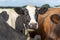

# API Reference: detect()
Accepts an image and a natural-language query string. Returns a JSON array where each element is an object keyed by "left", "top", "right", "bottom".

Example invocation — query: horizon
[{"left": 0, "top": 0, "right": 60, "bottom": 7}]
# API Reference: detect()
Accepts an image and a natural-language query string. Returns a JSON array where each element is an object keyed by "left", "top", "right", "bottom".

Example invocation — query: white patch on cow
[
  {"left": 26, "top": 5, "right": 36, "bottom": 24},
  {"left": 0, "top": 8, "right": 19, "bottom": 29},
  {"left": 26, "top": 5, "right": 38, "bottom": 29}
]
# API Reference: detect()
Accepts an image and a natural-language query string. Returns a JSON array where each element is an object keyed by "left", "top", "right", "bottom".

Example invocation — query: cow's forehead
[
  {"left": 25, "top": 5, "right": 38, "bottom": 24},
  {"left": 25, "top": 5, "right": 36, "bottom": 16},
  {"left": 25, "top": 5, "right": 36, "bottom": 12}
]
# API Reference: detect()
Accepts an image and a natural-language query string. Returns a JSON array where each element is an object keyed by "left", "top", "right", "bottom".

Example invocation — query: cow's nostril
[
  {"left": 28, "top": 23, "right": 38, "bottom": 29},
  {"left": 34, "top": 23, "right": 37, "bottom": 25},
  {"left": 30, "top": 23, "right": 37, "bottom": 25}
]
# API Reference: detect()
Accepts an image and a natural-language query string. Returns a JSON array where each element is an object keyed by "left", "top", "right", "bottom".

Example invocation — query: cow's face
[
  {"left": 14, "top": 5, "right": 48, "bottom": 29},
  {"left": 25, "top": 5, "right": 38, "bottom": 29},
  {"left": 14, "top": 5, "right": 38, "bottom": 29}
]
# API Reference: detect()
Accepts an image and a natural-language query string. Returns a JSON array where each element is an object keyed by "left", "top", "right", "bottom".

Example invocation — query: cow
[
  {"left": 43, "top": 14, "right": 60, "bottom": 40},
  {"left": 0, "top": 12, "right": 27, "bottom": 40},
  {"left": 38, "top": 8, "right": 60, "bottom": 40},
  {"left": 28, "top": 8, "right": 60, "bottom": 40},
  {"left": 14, "top": 5, "right": 47, "bottom": 40}
]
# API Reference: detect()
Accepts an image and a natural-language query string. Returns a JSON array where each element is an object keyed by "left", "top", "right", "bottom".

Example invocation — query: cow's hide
[
  {"left": 28, "top": 8, "right": 60, "bottom": 40},
  {"left": 38, "top": 8, "right": 60, "bottom": 40},
  {"left": 0, "top": 14, "right": 27, "bottom": 40}
]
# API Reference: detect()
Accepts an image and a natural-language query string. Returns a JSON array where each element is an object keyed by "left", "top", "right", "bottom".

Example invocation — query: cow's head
[{"left": 14, "top": 5, "right": 48, "bottom": 29}]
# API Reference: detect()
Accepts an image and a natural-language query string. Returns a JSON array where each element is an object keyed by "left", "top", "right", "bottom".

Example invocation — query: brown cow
[
  {"left": 44, "top": 14, "right": 60, "bottom": 40},
  {"left": 29, "top": 8, "right": 60, "bottom": 40},
  {"left": 29, "top": 7, "right": 48, "bottom": 40},
  {"left": 38, "top": 8, "right": 60, "bottom": 40}
]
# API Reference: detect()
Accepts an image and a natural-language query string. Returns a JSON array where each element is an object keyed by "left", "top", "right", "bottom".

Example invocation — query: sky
[{"left": 0, "top": 0, "right": 60, "bottom": 7}]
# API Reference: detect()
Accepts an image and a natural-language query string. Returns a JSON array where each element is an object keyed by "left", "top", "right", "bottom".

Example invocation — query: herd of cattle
[{"left": 0, "top": 5, "right": 60, "bottom": 40}]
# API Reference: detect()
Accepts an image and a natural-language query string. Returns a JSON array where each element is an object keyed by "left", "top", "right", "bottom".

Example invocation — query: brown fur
[
  {"left": 38, "top": 8, "right": 60, "bottom": 40},
  {"left": 30, "top": 8, "right": 60, "bottom": 40}
]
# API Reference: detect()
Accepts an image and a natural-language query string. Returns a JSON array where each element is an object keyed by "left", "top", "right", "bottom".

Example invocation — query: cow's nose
[
  {"left": 29, "top": 23, "right": 38, "bottom": 29},
  {"left": 30, "top": 23, "right": 37, "bottom": 25}
]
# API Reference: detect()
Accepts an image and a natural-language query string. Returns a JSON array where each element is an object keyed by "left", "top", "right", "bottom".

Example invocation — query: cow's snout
[
  {"left": 30, "top": 23, "right": 37, "bottom": 27},
  {"left": 28, "top": 23, "right": 38, "bottom": 29}
]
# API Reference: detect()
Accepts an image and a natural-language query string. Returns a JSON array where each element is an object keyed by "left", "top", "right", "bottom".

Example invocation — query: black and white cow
[
  {"left": 14, "top": 5, "right": 48, "bottom": 40},
  {"left": 14, "top": 5, "right": 39, "bottom": 30}
]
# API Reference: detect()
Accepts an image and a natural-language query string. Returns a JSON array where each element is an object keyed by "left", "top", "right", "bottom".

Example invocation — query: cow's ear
[
  {"left": 37, "top": 7, "right": 48, "bottom": 14},
  {"left": 14, "top": 7, "right": 25, "bottom": 15},
  {"left": 0, "top": 11, "right": 9, "bottom": 21}
]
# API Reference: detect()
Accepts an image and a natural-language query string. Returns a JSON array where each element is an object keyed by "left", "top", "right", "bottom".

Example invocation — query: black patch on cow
[
  {"left": 15, "top": 16, "right": 25, "bottom": 34},
  {"left": 14, "top": 7, "right": 30, "bottom": 24},
  {"left": 38, "top": 7, "right": 48, "bottom": 14},
  {"left": 0, "top": 11, "right": 9, "bottom": 21},
  {"left": 15, "top": 14, "right": 30, "bottom": 33},
  {"left": 0, "top": 15, "right": 27, "bottom": 40},
  {"left": 50, "top": 14, "right": 60, "bottom": 24},
  {"left": 14, "top": 7, "right": 25, "bottom": 15},
  {"left": 15, "top": 8, "right": 31, "bottom": 34},
  {"left": 35, "top": 7, "right": 48, "bottom": 22},
  {"left": 54, "top": 24, "right": 60, "bottom": 37},
  {"left": 35, "top": 8, "right": 38, "bottom": 22},
  {"left": 15, "top": 15, "right": 30, "bottom": 32}
]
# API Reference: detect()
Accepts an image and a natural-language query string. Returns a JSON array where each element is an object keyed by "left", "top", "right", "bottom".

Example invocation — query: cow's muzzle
[{"left": 27, "top": 23, "right": 38, "bottom": 29}]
